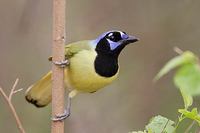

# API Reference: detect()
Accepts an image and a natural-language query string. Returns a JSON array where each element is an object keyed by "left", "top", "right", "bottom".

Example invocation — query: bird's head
[{"left": 93, "top": 30, "right": 139, "bottom": 57}]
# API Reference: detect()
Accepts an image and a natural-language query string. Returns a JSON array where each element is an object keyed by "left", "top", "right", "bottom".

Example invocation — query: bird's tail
[{"left": 25, "top": 72, "right": 52, "bottom": 107}]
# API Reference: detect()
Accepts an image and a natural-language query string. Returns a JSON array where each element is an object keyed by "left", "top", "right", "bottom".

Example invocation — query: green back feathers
[
  {"left": 26, "top": 40, "right": 94, "bottom": 107},
  {"left": 49, "top": 40, "right": 93, "bottom": 61}
]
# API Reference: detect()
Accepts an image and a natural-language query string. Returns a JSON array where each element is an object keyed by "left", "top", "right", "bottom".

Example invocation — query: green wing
[{"left": 48, "top": 40, "right": 93, "bottom": 61}]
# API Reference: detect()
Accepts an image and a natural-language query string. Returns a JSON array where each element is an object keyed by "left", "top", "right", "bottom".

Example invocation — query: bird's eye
[
  {"left": 107, "top": 33, "right": 115, "bottom": 40},
  {"left": 106, "top": 32, "right": 122, "bottom": 42}
]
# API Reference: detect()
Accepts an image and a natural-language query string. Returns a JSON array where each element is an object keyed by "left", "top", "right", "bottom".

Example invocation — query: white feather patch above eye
[
  {"left": 108, "top": 40, "right": 121, "bottom": 50},
  {"left": 108, "top": 32, "right": 114, "bottom": 38}
]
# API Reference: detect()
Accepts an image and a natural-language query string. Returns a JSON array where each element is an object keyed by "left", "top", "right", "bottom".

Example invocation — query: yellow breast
[{"left": 64, "top": 49, "right": 119, "bottom": 93}]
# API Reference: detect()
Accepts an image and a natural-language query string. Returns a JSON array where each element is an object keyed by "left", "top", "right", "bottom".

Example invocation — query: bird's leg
[
  {"left": 51, "top": 90, "right": 78, "bottom": 121},
  {"left": 51, "top": 96, "right": 71, "bottom": 121},
  {"left": 53, "top": 59, "right": 69, "bottom": 68}
]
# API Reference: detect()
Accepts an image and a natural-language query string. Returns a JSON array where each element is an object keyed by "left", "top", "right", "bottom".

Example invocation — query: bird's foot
[
  {"left": 53, "top": 60, "right": 69, "bottom": 68},
  {"left": 51, "top": 109, "right": 70, "bottom": 121}
]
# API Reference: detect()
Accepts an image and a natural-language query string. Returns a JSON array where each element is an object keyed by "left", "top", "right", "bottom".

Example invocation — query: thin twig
[
  {"left": 0, "top": 79, "right": 25, "bottom": 133},
  {"left": 173, "top": 47, "right": 183, "bottom": 55},
  {"left": 13, "top": 88, "right": 23, "bottom": 94},
  {"left": 184, "top": 120, "right": 196, "bottom": 133},
  {"left": 0, "top": 87, "right": 9, "bottom": 103},
  {"left": 9, "top": 78, "right": 19, "bottom": 101}
]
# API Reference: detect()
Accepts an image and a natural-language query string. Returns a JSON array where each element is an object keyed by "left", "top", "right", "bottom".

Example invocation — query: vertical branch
[{"left": 51, "top": 0, "right": 66, "bottom": 132}]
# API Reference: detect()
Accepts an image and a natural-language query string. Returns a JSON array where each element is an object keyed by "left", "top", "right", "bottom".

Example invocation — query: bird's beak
[
  {"left": 126, "top": 35, "right": 139, "bottom": 44},
  {"left": 121, "top": 35, "right": 139, "bottom": 46}
]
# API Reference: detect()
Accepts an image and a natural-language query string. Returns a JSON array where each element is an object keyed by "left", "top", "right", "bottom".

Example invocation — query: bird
[{"left": 25, "top": 30, "right": 139, "bottom": 121}]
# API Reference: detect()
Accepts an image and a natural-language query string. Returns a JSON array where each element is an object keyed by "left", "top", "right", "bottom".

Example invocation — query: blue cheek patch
[{"left": 108, "top": 40, "right": 121, "bottom": 50}]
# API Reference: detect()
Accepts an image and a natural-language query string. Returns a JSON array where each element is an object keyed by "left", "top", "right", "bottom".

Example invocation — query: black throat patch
[
  {"left": 94, "top": 54, "right": 118, "bottom": 77},
  {"left": 94, "top": 38, "right": 119, "bottom": 77}
]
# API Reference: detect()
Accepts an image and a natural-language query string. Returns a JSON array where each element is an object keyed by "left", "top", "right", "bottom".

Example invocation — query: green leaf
[
  {"left": 174, "top": 63, "right": 200, "bottom": 96},
  {"left": 154, "top": 51, "right": 197, "bottom": 81},
  {"left": 179, "top": 88, "right": 193, "bottom": 109},
  {"left": 145, "top": 115, "right": 175, "bottom": 133},
  {"left": 178, "top": 108, "right": 200, "bottom": 125}
]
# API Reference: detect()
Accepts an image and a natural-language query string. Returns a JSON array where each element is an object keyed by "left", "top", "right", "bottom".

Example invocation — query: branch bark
[
  {"left": 51, "top": 0, "right": 66, "bottom": 132},
  {"left": 0, "top": 78, "right": 25, "bottom": 133}
]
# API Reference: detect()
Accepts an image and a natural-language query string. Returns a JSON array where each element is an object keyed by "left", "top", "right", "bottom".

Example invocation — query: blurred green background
[{"left": 0, "top": 0, "right": 200, "bottom": 132}]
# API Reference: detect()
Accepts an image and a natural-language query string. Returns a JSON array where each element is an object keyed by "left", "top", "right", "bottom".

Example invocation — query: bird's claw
[
  {"left": 51, "top": 109, "right": 70, "bottom": 121},
  {"left": 53, "top": 60, "right": 69, "bottom": 68}
]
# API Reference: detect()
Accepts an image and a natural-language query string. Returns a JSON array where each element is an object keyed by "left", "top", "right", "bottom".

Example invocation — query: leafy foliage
[
  {"left": 174, "top": 63, "right": 200, "bottom": 96},
  {"left": 145, "top": 116, "right": 175, "bottom": 133},
  {"left": 130, "top": 116, "right": 175, "bottom": 133},
  {"left": 130, "top": 49, "right": 200, "bottom": 133},
  {"left": 154, "top": 51, "right": 197, "bottom": 81},
  {"left": 179, "top": 108, "right": 200, "bottom": 125},
  {"left": 179, "top": 89, "right": 193, "bottom": 109}
]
